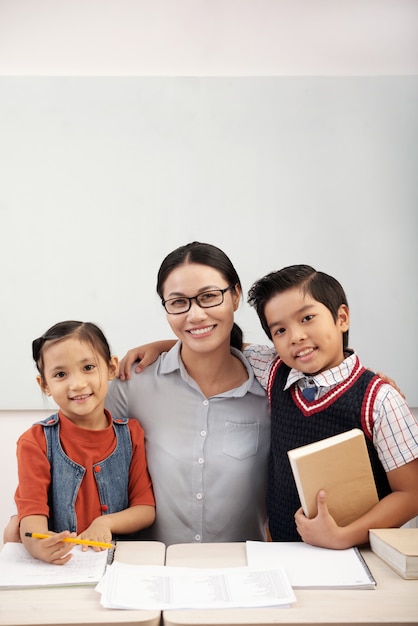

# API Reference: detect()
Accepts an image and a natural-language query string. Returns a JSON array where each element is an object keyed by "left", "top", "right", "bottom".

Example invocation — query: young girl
[{"left": 15, "top": 321, "right": 155, "bottom": 565}]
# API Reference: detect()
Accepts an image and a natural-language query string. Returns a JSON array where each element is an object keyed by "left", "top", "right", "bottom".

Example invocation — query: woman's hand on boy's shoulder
[{"left": 373, "top": 370, "right": 405, "bottom": 399}]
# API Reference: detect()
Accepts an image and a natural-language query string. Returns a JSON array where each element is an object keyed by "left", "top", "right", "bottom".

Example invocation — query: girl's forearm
[{"left": 84, "top": 505, "right": 156, "bottom": 537}]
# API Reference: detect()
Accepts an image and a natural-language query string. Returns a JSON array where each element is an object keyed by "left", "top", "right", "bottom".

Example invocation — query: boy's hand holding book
[
  {"left": 295, "top": 490, "right": 350, "bottom": 549},
  {"left": 295, "top": 489, "right": 387, "bottom": 551},
  {"left": 289, "top": 429, "right": 380, "bottom": 549}
]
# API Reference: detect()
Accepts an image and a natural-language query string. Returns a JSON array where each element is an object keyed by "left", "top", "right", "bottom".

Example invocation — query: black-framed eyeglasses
[{"left": 162, "top": 285, "right": 235, "bottom": 315}]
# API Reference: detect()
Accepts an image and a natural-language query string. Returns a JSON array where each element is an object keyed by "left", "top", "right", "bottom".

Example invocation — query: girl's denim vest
[{"left": 38, "top": 414, "right": 132, "bottom": 533}]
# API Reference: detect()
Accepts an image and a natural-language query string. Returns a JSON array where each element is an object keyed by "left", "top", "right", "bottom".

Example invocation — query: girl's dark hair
[
  {"left": 33, "top": 321, "right": 112, "bottom": 382},
  {"left": 247, "top": 264, "right": 349, "bottom": 350},
  {"left": 156, "top": 241, "right": 243, "bottom": 350}
]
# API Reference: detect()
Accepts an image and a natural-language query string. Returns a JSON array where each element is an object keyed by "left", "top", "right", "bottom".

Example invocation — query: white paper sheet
[{"left": 97, "top": 562, "right": 296, "bottom": 609}]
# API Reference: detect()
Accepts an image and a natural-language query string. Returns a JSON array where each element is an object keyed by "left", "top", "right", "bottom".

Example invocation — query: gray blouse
[{"left": 105, "top": 341, "right": 270, "bottom": 545}]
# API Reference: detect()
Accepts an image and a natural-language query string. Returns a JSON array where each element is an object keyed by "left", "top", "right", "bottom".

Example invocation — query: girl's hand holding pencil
[{"left": 22, "top": 529, "right": 78, "bottom": 565}]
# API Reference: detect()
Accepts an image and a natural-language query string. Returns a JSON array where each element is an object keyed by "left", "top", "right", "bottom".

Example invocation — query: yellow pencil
[{"left": 25, "top": 532, "right": 114, "bottom": 549}]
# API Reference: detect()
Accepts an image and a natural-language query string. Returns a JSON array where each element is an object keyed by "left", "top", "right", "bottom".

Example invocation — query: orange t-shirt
[{"left": 15, "top": 411, "right": 155, "bottom": 533}]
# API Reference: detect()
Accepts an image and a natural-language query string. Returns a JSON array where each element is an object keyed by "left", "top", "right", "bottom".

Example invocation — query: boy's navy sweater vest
[{"left": 267, "top": 356, "right": 391, "bottom": 542}]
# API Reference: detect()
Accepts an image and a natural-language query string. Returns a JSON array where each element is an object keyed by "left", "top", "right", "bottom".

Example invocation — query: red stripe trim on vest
[
  {"left": 361, "top": 376, "right": 385, "bottom": 440},
  {"left": 292, "top": 356, "right": 365, "bottom": 417},
  {"left": 267, "top": 356, "right": 282, "bottom": 405}
]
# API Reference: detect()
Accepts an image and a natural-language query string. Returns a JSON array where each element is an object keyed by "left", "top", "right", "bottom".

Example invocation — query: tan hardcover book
[
  {"left": 287, "top": 428, "right": 379, "bottom": 526},
  {"left": 369, "top": 528, "right": 418, "bottom": 579}
]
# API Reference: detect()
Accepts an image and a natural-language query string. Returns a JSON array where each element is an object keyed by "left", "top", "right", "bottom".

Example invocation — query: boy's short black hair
[{"left": 247, "top": 264, "right": 349, "bottom": 350}]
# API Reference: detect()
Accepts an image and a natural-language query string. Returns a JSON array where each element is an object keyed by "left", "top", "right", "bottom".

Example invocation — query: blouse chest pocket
[{"left": 223, "top": 421, "right": 259, "bottom": 460}]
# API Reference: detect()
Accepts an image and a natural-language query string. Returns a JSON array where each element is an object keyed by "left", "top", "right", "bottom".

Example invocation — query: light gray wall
[
  {"left": 1, "top": 1, "right": 417, "bottom": 409},
  {"left": 1, "top": 76, "right": 417, "bottom": 408}
]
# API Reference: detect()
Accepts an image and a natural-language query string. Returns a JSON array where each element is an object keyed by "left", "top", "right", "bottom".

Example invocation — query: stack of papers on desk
[
  {"left": 0, "top": 542, "right": 109, "bottom": 588},
  {"left": 96, "top": 562, "right": 296, "bottom": 609},
  {"left": 246, "top": 541, "right": 376, "bottom": 589}
]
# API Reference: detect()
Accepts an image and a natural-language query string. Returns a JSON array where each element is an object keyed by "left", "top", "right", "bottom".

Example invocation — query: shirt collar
[
  {"left": 160, "top": 341, "right": 266, "bottom": 398},
  {"left": 284, "top": 350, "right": 357, "bottom": 391}
]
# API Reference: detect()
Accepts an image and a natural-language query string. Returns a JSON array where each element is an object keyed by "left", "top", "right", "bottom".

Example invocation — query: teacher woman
[{"left": 105, "top": 241, "right": 271, "bottom": 545}]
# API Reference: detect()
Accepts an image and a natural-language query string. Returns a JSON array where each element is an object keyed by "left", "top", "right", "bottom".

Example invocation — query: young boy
[{"left": 246, "top": 264, "right": 418, "bottom": 549}]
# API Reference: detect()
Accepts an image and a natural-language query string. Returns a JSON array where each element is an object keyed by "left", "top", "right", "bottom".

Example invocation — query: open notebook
[
  {"left": 246, "top": 541, "right": 376, "bottom": 589},
  {"left": 0, "top": 542, "right": 111, "bottom": 588}
]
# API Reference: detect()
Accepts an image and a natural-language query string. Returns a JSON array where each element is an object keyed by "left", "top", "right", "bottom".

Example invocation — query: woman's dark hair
[
  {"left": 33, "top": 321, "right": 112, "bottom": 382},
  {"left": 247, "top": 264, "right": 349, "bottom": 350},
  {"left": 156, "top": 242, "right": 243, "bottom": 350}
]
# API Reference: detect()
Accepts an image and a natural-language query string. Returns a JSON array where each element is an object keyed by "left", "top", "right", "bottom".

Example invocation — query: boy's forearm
[
  {"left": 354, "top": 491, "right": 418, "bottom": 544},
  {"left": 328, "top": 490, "right": 418, "bottom": 550}
]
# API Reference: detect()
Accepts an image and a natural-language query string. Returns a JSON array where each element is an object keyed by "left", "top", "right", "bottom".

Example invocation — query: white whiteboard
[{"left": 0, "top": 76, "right": 417, "bottom": 408}]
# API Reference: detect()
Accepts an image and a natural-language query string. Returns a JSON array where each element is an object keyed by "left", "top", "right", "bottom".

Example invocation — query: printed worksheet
[{"left": 97, "top": 562, "right": 296, "bottom": 609}]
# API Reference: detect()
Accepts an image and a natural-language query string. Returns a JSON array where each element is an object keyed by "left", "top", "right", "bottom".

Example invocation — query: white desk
[
  {"left": 0, "top": 541, "right": 165, "bottom": 626},
  {"left": 164, "top": 542, "right": 418, "bottom": 626}
]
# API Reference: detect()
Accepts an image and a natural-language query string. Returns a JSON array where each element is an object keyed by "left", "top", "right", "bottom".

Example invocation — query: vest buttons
[
  {"left": 94, "top": 465, "right": 102, "bottom": 473},
  {"left": 101, "top": 504, "right": 108, "bottom": 512}
]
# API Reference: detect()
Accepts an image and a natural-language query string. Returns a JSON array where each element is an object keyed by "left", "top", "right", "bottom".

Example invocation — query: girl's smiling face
[
  {"left": 161, "top": 262, "right": 240, "bottom": 357},
  {"left": 265, "top": 287, "right": 350, "bottom": 375},
  {"left": 37, "top": 337, "right": 118, "bottom": 428}
]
